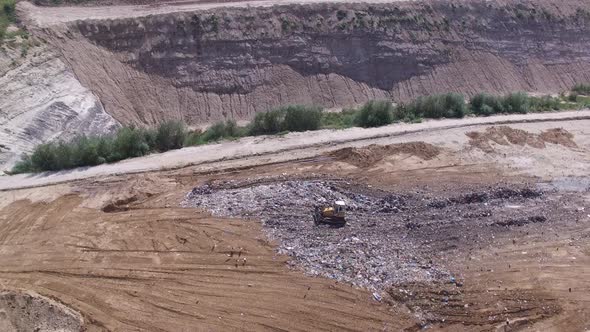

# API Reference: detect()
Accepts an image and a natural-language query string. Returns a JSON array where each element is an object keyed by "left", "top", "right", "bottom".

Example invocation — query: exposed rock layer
[
  {"left": 38, "top": 0, "right": 590, "bottom": 125},
  {"left": 0, "top": 42, "right": 120, "bottom": 170}
]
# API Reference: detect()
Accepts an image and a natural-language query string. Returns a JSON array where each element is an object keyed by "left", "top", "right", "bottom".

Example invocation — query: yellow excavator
[{"left": 313, "top": 200, "right": 346, "bottom": 227}]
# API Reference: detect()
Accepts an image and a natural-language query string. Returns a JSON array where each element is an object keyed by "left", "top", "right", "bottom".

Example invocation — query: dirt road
[
  {"left": 2, "top": 110, "right": 589, "bottom": 191},
  {"left": 18, "top": 0, "right": 413, "bottom": 27}
]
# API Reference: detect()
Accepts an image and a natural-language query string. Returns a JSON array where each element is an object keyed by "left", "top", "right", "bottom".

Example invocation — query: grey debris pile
[
  {"left": 183, "top": 178, "right": 556, "bottom": 291},
  {"left": 183, "top": 179, "right": 449, "bottom": 289}
]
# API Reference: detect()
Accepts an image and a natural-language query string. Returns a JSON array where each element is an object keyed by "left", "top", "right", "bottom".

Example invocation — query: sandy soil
[
  {"left": 3, "top": 2, "right": 588, "bottom": 329},
  {"left": 18, "top": 0, "right": 412, "bottom": 27},
  {"left": 0, "top": 195, "right": 415, "bottom": 331},
  {"left": 0, "top": 117, "right": 587, "bottom": 330},
  {"left": 18, "top": 0, "right": 589, "bottom": 28},
  {"left": 1, "top": 110, "right": 589, "bottom": 190}
]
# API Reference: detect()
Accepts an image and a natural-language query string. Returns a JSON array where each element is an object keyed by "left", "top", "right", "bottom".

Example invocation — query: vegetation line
[{"left": 11, "top": 87, "right": 590, "bottom": 174}]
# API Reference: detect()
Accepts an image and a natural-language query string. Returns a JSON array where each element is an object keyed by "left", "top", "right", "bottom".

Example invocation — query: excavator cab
[{"left": 313, "top": 200, "right": 346, "bottom": 227}]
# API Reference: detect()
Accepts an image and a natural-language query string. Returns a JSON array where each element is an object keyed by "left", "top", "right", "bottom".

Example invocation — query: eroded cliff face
[
  {"left": 0, "top": 41, "right": 120, "bottom": 170},
  {"left": 38, "top": 1, "right": 590, "bottom": 125}
]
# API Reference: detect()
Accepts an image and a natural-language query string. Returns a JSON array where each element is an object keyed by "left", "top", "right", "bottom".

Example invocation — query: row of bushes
[
  {"left": 11, "top": 105, "right": 325, "bottom": 173},
  {"left": 342, "top": 92, "right": 567, "bottom": 129},
  {"left": 249, "top": 105, "right": 323, "bottom": 135},
  {"left": 12, "top": 88, "right": 589, "bottom": 174},
  {"left": 12, "top": 121, "right": 188, "bottom": 173},
  {"left": 466, "top": 92, "right": 561, "bottom": 115}
]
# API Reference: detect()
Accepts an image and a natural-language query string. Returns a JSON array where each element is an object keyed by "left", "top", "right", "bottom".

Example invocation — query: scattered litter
[
  {"left": 182, "top": 177, "right": 566, "bottom": 290},
  {"left": 372, "top": 292, "right": 382, "bottom": 302}
]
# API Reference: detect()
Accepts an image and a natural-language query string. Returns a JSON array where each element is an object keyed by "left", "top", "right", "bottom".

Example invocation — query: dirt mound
[
  {"left": 0, "top": 290, "right": 83, "bottom": 332},
  {"left": 539, "top": 128, "right": 578, "bottom": 148},
  {"left": 329, "top": 142, "right": 441, "bottom": 168},
  {"left": 466, "top": 126, "right": 577, "bottom": 153},
  {"left": 101, "top": 191, "right": 155, "bottom": 212},
  {"left": 101, "top": 195, "right": 138, "bottom": 212}
]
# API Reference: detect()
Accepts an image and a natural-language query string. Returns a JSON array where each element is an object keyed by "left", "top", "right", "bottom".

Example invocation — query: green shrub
[
  {"left": 155, "top": 120, "right": 187, "bottom": 151},
  {"left": 11, "top": 154, "right": 33, "bottom": 174},
  {"left": 10, "top": 89, "right": 580, "bottom": 175},
  {"left": 141, "top": 128, "right": 157, "bottom": 151},
  {"left": 224, "top": 120, "right": 248, "bottom": 137},
  {"left": 183, "top": 120, "right": 247, "bottom": 145},
  {"left": 0, "top": 0, "right": 15, "bottom": 41},
  {"left": 355, "top": 100, "right": 394, "bottom": 128},
  {"left": 72, "top": 136, "right": 101, "bottom": 167},
  {"left": 502, "top": 92, "right": 529, "bottom": 114},
  {"left": 568, "top": 92, "right": 578, "bottom": 102},
  {"left": 202, "top": 120, "right": 245, "bottom": 142},
  {"left": 95, "top": 137, "right": 113, "bottom": 163},
  {"left": 282, "top": 105, "right": 323, "bottom": 132},
  {"left": 56, "top": 142, "right": 75, "bottom": 169},
  {"left": 28, "top": 141, "right": 78, "bottom": 171},
  {"left": 249, "top": 109, "right": 285, "bottom": 135},
  {"left": 202, "top": 122, "right": 226, "bottom": 141},
  {"left": 392, "top": 103, "right": 421, "bottom": 122},
  {"left": 184, "top": 129, "right": 204, "bottom": 146},
  {"left": 572, "top": 83, "right": 590, "bottom": 95},
  {"left": 320, "top": 109, "right": 356, "bottom": 129},
  {"left": 1, "top": 0, "right": 14, "bottom": 18},
  {"left": 469, "top": 93, "right": 504, "bottom": 116},
  {"left": 470, "top": 93, "right": 558, "bottom": 115},
  {"left": 112, "top": 127, "right": 150, "bottom": 161},
  {"left": 529, "top": 95, "right": 560, "bottom": 112},
  {"left": 409, "top": 93, "right": 466, "bottom": 119},
  {"left": 23, "top": 135, "right": 116, "bottom": 172},
  {"left": 30, "top": 143, "right": 58, "bottom": 171}
]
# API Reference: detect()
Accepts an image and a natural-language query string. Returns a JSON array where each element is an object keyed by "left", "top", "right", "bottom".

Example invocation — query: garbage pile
[
  {"left": 184, "top": 178, "right": 445, "bottom": 289},
  {"left": 183, "top": 177, "right": 549, "bottom": 290}
]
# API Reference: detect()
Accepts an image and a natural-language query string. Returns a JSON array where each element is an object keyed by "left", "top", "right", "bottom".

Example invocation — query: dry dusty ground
[
  {"left": 0, "top": 118, "right": 589, "bottom": 331},
  {"left": 19, "top": 0, "right": 412, "bottom": 27},
  {"left": 17, "top": 0, "right": 590, "bottom": 28},
  {"left": 1, "top": 110, "right": 589, "bottom": 189}
]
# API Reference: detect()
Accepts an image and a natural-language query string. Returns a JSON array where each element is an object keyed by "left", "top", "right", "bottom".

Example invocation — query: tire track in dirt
[{"left": 0, "top": 196, "right": 414, "bottom": 331}]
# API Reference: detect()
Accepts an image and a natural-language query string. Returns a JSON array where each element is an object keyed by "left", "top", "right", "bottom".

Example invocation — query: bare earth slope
[
  {"left": 0, "top": 39, "right": 120, "bottom": 170},
  {"left": 18, "top": 0, "right": 590, "bottom": 125},
  {"left": 2, "top": 0, "right": 589, "bottom": 170}
]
